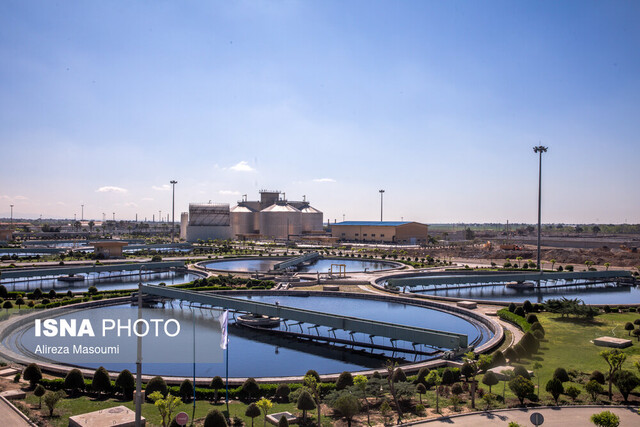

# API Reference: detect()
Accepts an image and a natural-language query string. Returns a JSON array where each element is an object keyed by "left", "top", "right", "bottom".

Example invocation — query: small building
[
  {"left": 91, "top": 241, "right": 128, "bottom": 258},
  {"left": 0, "top": 228, "right": 13, "bottom": 242},
  {"left": 69, "top": 405, "right": 144, "bottom": 427},
  {"left": 331, "top": 221, "right": 429, "bottom": 244}
]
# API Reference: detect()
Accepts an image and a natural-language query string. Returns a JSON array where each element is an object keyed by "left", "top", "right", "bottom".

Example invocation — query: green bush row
[{"left": 497, "top": 308, "right": 532, "bottom": 332}]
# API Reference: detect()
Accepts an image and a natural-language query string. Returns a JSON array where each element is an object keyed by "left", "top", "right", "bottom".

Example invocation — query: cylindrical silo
[
  {"left": 300, "top": 204, "right": 323, "bottom": 233},
  {"left": 260, "top": 203, "right": 301, "bottom": 239},
  {"left": 231, "top": 204, "right": 258, "bottom": 236}
]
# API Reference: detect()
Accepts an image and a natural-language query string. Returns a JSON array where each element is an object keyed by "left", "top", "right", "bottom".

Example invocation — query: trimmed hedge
[{"left": 497, "top": 308, "right": 531, "bottom": 332}]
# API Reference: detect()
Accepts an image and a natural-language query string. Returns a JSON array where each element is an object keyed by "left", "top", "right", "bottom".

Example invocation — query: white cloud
[
  {"left": 14, "top": 195, "right": 28, "bottom": 200},
  {"left": 124, "top": 202, "right": 138, "bottom": 207},
  {"left": 313, "top": 178, "right": 336, "bottom": 183},
  {"left": 152, "top": 185, "right": 171, "bottom": 191},
  {"left": 141, "top": 197, "right": 154, "bottom": 201},
  {"left": 219, "top": 190, "right": 240, "bottom": 195},
  {"left": 96, "top": 186, "right": 128, "bottom": 193},
  {"left": 229, "top": 161, "right": 255, "bottom": 172}
]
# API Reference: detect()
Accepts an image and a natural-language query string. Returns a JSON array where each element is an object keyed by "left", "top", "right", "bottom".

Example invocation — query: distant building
[
  {"left": 331, "top": 221, "right": 429, "bottom": 244},
  {"left": 185, "top": 203, "right": 232, "bottom": 243},
  {"left": 91, "top": 241, "right": 128, "bottom": 258}
]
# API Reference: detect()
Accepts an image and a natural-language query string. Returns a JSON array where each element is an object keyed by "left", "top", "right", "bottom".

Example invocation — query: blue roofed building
[{"left": 331, "top": 221, "right": 429, "bottom": 245}]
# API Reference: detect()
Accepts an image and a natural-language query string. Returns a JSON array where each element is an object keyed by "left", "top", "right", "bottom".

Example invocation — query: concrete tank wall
[
  {"left": 231, "top": 205, "right": 258, "bottom": 236},
  {"left": 301, "top": 205, "right": 323, "bottom": 233}
]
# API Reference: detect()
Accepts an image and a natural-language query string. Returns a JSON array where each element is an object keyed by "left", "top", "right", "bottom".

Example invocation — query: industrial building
[
  {"left": 182, "top": 190, "right": 323, "bottom": 242},
  {"left": 182, "top": 203, "right": 233, "bottom": 243},
  {"left": 331, "top": 221, "right": 429, "bottom": 244}
]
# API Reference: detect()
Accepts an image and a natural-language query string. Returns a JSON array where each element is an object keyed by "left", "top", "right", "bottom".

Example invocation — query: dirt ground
[{"left": 409, "top": 245, "right": 640, "bottom": 270}]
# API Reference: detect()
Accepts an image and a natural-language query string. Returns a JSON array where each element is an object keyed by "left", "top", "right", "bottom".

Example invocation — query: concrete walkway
[
  {"left": 412, "top": 406, "right": 639, "bottom": 426},
  {"left": 0, "top": 396, "right": 34, "bottom": 426}
]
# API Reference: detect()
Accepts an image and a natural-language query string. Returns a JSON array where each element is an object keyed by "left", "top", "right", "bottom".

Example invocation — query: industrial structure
[
  {"left": 182, "top": 191, "right": 323, "bottom": 242},
  {"left": 331, "top": 221, "right": 429, "bottom": 244}
]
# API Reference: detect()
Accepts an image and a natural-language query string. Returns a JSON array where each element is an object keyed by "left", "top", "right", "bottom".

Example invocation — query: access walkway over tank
[
  {"left": 139, "top": 284, "right": 468, "bottom": 349},
  {"left": 386, "top": 270, "right": 633, "bottom": 288},
  {"left": 273, "top": 252, "right": 320, "bottom": 271}
]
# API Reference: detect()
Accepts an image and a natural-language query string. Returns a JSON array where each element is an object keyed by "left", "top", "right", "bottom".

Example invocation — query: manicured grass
[{"left": 24, "top": 394, "right": 305, "bottom": 427}]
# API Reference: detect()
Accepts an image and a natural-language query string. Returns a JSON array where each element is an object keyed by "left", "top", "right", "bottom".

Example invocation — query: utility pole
[
  {"left": 533, "top": 145, "right": 548, "bottom": 275},
  {"left": 379, "top": 189, "right": 385, "bottom": 222}
]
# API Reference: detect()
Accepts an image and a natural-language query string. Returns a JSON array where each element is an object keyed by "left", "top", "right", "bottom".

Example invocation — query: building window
[
  {"left": 363, "top": 233, "right": 367, "bottom": 237},
  {"left": 371, "top": 234, "right": 376, "bottom": 237},
  {"left": 341, "top": 233, "right": 345, "bottom": 236},
  {"left": 380, "top": 234, "right": 385, "bottom": 237},
  {"left": 355, "top": 233, "right": 359, "bottom": 236}
]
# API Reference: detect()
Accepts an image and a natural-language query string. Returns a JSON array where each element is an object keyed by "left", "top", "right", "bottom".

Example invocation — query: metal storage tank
[
  {"left": 300, "top": 204, "right": 323, "bottom": 233},
  {"left": 260, "top": 203, "right": 301, "bottom": 239},
  {"left": 230, "top": 204, "right": 258, "bottom": 236}
]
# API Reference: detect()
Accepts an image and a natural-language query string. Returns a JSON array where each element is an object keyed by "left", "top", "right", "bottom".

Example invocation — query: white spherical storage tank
[{"left": 260, "top": 203, "right": 302, "bottom": 239}]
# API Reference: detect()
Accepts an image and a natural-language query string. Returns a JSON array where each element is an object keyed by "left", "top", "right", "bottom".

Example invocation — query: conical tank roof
[{"left": 260, "top": 203, "right": 300, "bottom": 213}]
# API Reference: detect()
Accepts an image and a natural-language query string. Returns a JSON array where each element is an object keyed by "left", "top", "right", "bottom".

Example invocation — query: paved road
[{"left": 412, "top": 406, "right": 639, "bottom": 426}]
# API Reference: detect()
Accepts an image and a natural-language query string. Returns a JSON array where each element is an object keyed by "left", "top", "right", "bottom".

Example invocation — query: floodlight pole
[
  {"left": 533, "top": 146, "right": 548, "bottom": 278},
  {"left": 10, "top": 205, "right": 13, "bottom": 227},
  {"left": 379, "top": 189, "right": 385, "bottom": 222},
  {"left": 135, "top": 265, "right": 146, "bottom": 427},
  {"left": 170, "top": 180, "right": 178, "bottom": 243}
]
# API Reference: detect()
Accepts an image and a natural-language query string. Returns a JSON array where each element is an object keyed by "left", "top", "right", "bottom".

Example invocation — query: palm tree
[
  {"left": 88, "top": 220, "right": 95, "bottom": 232},
  {"left": 550, "top": 259, "right": 556, "bottom": 270},
  {"left": 604, "top": 262, "right": 610, "bottom": 271}
]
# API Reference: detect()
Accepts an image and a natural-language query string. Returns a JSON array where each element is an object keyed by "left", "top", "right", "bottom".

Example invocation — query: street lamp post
[
  {"left": 170, "top": 180, "right": 178, "bottom": 243},
  {"left": 81, "top": 204, "right": 84, "bottom": 221},
  {"left": 10, "top": 205, "right": 13, "bottom": 227},
  {"left": 379, "top": 190, "right": 385, "bottom": 222},
  {"left": 135, "top": 265, "right": 146, "bottom": 427},
  {"left": 533, "top": 145, "right": 548, "bottom": 275}
]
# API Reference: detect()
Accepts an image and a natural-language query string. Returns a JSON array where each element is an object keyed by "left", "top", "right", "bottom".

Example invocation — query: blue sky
[{"left": 1, "top": 1, "right": 639, "bottom": 224}]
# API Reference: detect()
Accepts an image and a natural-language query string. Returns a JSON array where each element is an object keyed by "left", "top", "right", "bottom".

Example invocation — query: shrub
[
  {"left": 43, "top": 390, "right": 65, "bottom": 417},
  {"left": 526, "top": 314, "right": 539, "bottom": 324},
  {"left": 145, "top": 376, "right": 168, "bottom": 399},
  {"left": 241, "top": 378, "right": 260, "bottom": 401},
  {"left": 553, "top": 367, "right": 570, "bottom": 383},
  {"left": 0, "top": 285, "right": 7, "bottom": 299},
  {"left": 3, "top": 300, "right": 13, "bottom": 309},
  {"left": 87, "top": 285, "right": 98, "bottom": 295},
  {"left": 275, "top": 384, "right": 290, "bottom": 402},
  {"left": 624, "top": 322, "right": 634, "bottom": 335},
  {"left": 64, "top": 369, "right": 85, "bottom": 395},
  {"left": 523, "top": 300, "right": 533, "bottom": 313},
  {"left": 92, "top": 366, "right": 112, "bottom": 395},
  {"left": 585, "top": 379, "right": 604, "bottom": 402},
  {"left": 336, "top": 371, "right": 354, "bottom": 390},
  {"left": 210, "top": 376, "right": 225, "bottom": 403},
  {"left": 441, "top": 368, "right": 456, "bottom": 385},
  {"left": 392, "top": 367, "right": 407, "bottom": 383},
  {"left": 115, "top": 369, "right": 135, "bottom": 399},
  {"left": 612, "top": 370, "right": 640, "bottom": 402},
  {"left": 590, "top": 370, "right": 606, "bottom": 385},
  {"left": 33, "top": 288, "right": 43, "bottom": 299},
  {"left": 513, "top": 365, "right": 530, "bottom": 380},
  {"left": 591, "top": 410, "right": 620, "bottom": 427},
  {"left": 545, "top": 378, "right": 564, "bottom": 404},
  {"left": 520, "top": 332, "right": 540, "bottom": 354},
  {"left": 23, "top": 363, "right": 42, "bottom": 388},
  {"left": 508, "top": 303, "right": 516, "bottom": 313},
  {"left": 278, "top": 415, "right": 289, "bottom": 427},
  {"left": 492, "top": 351, "right": 506, "bottom": 367},
  {"left": 34, "top": 384, "right": 46, "bottom": 408},
  {"left": 13, "top": 373, "right": 20, "bottom": 383},
  {"left": 305, "top": 369, "right": 320, "bottom": 382},
  {"left": 514, "top": 306, "right": 525, "bottom": 317},
  {"left": 504, "top": 347, "right": 518, "bottom": 363},
  {"left": 245, "top": 403, "right": 261, "bottom": 425},
  {"left": 565, "top": 384, "right": 581, "bottom": 401},
  {"left": 296, "top": 390, "right": 316, "bottom": 423},
  {"left": 48, "top": 289, "right": 57, "bottom": 299},
  {"left": 509, "top": 376, "right": 534, "bottom": 406},
  {"left": 451, "top": 383, "right": 463, "bottom": 395},
  {"left": 416, "top": 367, "right": 430, "bottom": 385},
  {"left": 179, "top": 379, "right": 194, "bottom": 402},
  {"left": 482, "top": 371, "right": 499, "bottom": 393},
  {"left": 332, "top": 393, "right": 360, "bottom": 425},
  {"left": 204, "top": 409, "right": 228, "bottom": 427}
]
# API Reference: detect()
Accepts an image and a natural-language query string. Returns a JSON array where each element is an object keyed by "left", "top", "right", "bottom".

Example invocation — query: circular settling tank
[
  {"left": 202, "top": 257, "right": 400, "bottom": 273},
  {"left": 0, "top": 270, "right": 201, "bottom": 294},
  {"left": 6, "top": 294, "right": 493, "bottom": 378},
  {"left": 380, "top": 274, "right": 640, "bottom": 305}
]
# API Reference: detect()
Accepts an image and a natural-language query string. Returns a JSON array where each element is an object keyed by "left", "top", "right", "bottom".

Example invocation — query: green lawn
[{"left": 24, "top": 394, "right": 307, "bottom": 427}]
